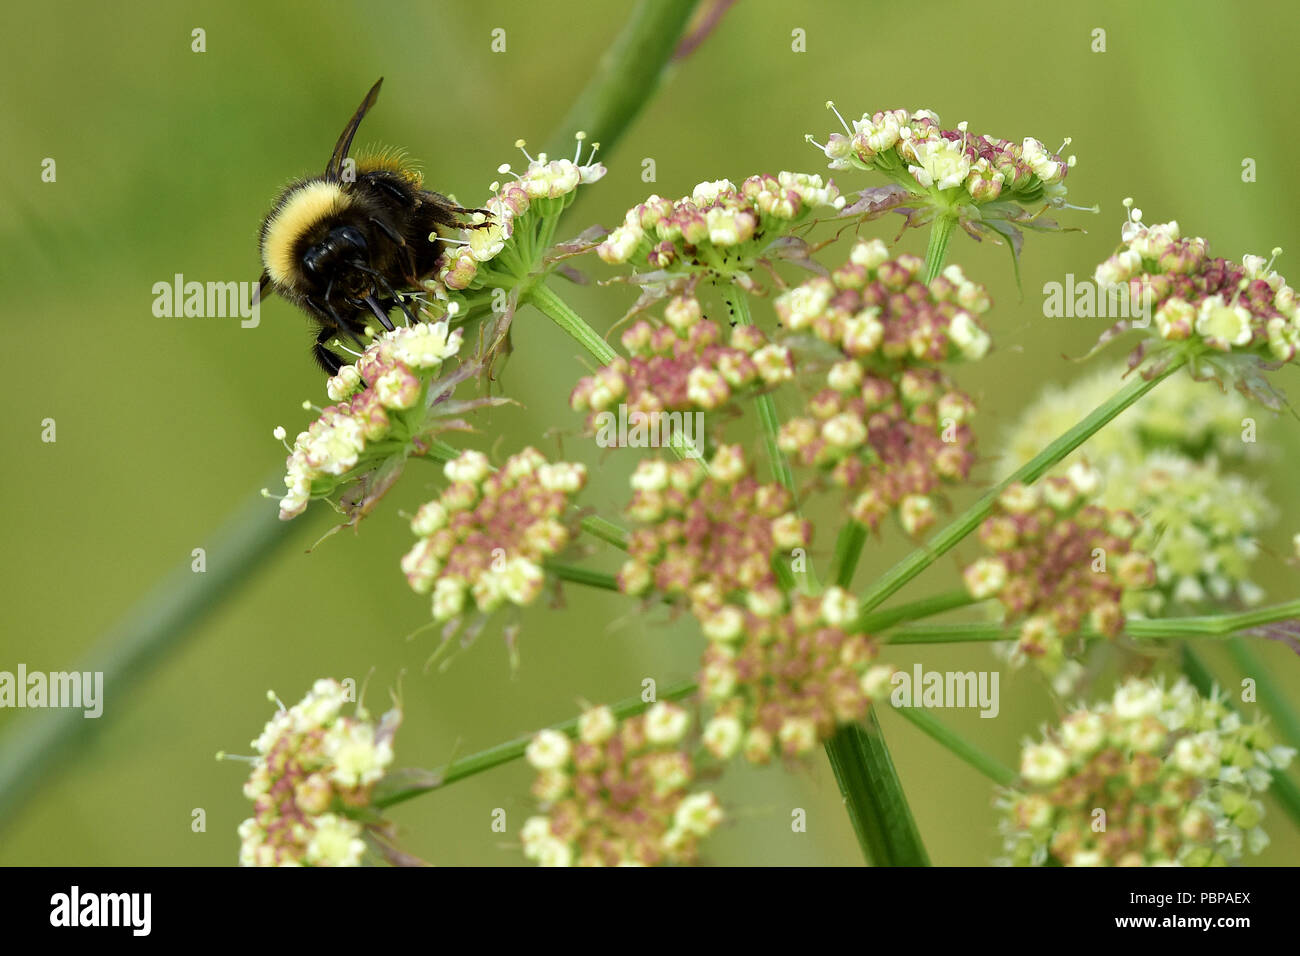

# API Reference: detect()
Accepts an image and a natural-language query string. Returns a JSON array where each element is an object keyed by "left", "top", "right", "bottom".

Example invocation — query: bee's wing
[{"left": 325, "top": 78, "right": 384, "bottom": 180}]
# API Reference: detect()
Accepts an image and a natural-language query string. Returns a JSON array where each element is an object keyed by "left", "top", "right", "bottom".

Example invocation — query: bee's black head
[{"left": 302, "top": 225, "right": 369, "bottom": 280}]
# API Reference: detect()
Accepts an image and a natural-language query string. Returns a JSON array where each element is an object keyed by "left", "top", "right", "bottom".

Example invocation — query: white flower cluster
[
  {"left": 521, "top": 703, "right": 723, "bottom": 867},
  {"left": 238, "top": 679, "right": 397, "bottom": 867},
  {"left": 439, "top": 136, "right": 606, "bottom": 290},
  {"left": 815, "top": 105, "right": 1073, "bottom": 204},
  {"left": 1001, "top": 677, "right": 1294, "bottom": 866},
  {"left": 596, "top": 172, "right": 845, "bottom": 268},
  {"left": 275, "top": 321, "right": 463, "bottom": 519}
]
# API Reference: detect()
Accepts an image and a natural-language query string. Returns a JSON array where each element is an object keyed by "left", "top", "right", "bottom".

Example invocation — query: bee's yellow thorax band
[{"left": 261, "top": 181, "right": 352, "bottom": 285}]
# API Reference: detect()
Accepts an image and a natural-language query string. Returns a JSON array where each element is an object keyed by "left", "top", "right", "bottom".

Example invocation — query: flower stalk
[
  {"left": 720, "top": 284, "right": 797, "bottom": 495},
  {"left": 529, "top": 282, "right": 618, "bottom": 366},
  {"left": 891, "top": 706, "right": 1017, "bottom": 787},
  {"left": 373, "top": 679, "right": 698, "bottom": 810},
  {"left": 922, "top": 212, "right": 957, "bottom": 283},
  {"left": 824, "top": 713, "right": 931, "bottom": 866}
]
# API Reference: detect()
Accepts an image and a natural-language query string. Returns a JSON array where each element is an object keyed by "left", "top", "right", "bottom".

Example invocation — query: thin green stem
[
  {"left": 579, "top": 514, "right": 630, "bottom": 551},
  {"left": 720, "top": 284, "right": 796, "bottom": 496},
  {"left": 859, "top": 590, "right": 978, "bottom": 634},
  {"left": 529, "top": 282, "right": 617, "bottom": 366},
  {"left": 887, "top": 597, "right": 1300, "bottom": 645},
  {"left": 890, "top": 706, "right": 1018, "bottom": 788},
  {"left": 922, "top": 212, "right": 957, "bottom": 284},
  {"left": 545, "top": 561, "right": 619, "bottom": 591},
  {"left": 832, "top": 521, "right": 869, "bottom": 589},
  {"left": 858, "top": 357, "right": 1186, "bottom": 614},
  {"left": 824, "top": 713, "right": 930, "bottom": 866},
  {"left": 373, "top": 679, "right": 698, "bottom": 809},
  {"left": 424, "top": 438, "right": 460, "bottom": 463},
  {"left": 1181, "top": 645, "right": 1300, "bottom": 830},
  {"left": 1146, "top": 599, "right": 1300, "bottom": 637},
  {"left": 887, "top": 623, "right": 1009, "bottom": 644}
]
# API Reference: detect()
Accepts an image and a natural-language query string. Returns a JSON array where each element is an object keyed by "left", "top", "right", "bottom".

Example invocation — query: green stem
[
  {"left": 859, "top": 590, "right": 977, "bottom": 634},
  {"left": 887, "top": 597, "right": 1300, "bottom": 644},
  {"left": 543, "top": 0, "right": 700, "bottom": 160},
  {"left": 545, "top": 561, "right": 619, "bottom": 591},
  {"left": 720, "top": 284, "right": 796, "bottom": 497},
  {"left": 373, "top": 679, "right": 698, "bottom": 809},
  {"left": 579, "top": 514, "right": 630, "bottom": 551},
  {"left": 891, "top": 706, "right": 1018, "bottom": 788},
  {"left": 1146, "top": 599, "right": 1300, "bottom": 637},
  {"left": 832, "top": 521, "right": 868, "bottom": 589},
  {"left": 858, "top": 356, "right": 1186, "bottom": 614},
  {"left": 1227, "top": 636, "right": 1300, "bottom": 750},
  {"left": 922, "top": 212, "right": 957, "bottom": 284},
  {"left": 824, "top": 712, "right": 930, "bottom": 866},
  {"left": 529, "top": 282, "right": 617, "bottom": 366},
  {"left": 0, "top": 481, "right": 319, "bottom": 829},
  {"left": 424, "top": 438, "right": 460, "bottom": 463},
  {"left": 1181, "top": 645, "right": 1300, "bottom": 830}
]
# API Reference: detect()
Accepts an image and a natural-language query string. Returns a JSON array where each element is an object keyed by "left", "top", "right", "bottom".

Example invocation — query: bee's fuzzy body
[{"left": 257, "top": 79, "right": 479, "bottom": 374}]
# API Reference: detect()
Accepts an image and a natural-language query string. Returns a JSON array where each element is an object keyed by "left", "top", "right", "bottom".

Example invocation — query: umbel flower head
[
  {"left": 271, "top": 320, "right": 505, "bottom": 523},
  {"left": 1094, "top": 205, "right": 1300, "bottom": 403},
  {"left": 995, "top": 363, "right": 1270, "bottom": 621},
  {"left": 402, "top": 447, "right": 588, "bottom": 633},
  {"left": 774, "top": 241, "right": 993, "bottom": 363},
  {"left": 997, "top": 676, "right": 1295, "bottom": 866},
  {"left": 521, "top": 702, "right": 723, "bottom": 866},
  {"left": 772, "top": 243, "right": 989, "bottom": 536},
  {"left": 778, "top": 366, "right": 977, "bottom": 538},
  {"left": 570, "top": 294, "right": 793, "bottom": 436},
  {"left": 429, "top": 135, "right": 606, "bottom": 303},
  {"left": 962, "top": 475, "right": 1156, "bottom": 671},
  {"left": 616, "top": 446, "right": 808, "bottom": 615},
  {"left": 696, "top": 590, "right": 889, "bottom": 765},
  {"left": 596, "top": 172, "right": 845, "bottom": 292},
  {"left": 1099, "top": 452, "right": 1269, "bottom": 615},
  {"left": 234, "top": 679, "right": 399, "bottom": 867},
  {"left": 810, "top": 106, "right": 1082, "bottom": 243}
]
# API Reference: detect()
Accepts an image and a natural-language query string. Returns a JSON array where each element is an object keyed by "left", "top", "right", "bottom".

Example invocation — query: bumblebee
[{"left": 258, "top": 78, "right": 481, "bottom": 374}]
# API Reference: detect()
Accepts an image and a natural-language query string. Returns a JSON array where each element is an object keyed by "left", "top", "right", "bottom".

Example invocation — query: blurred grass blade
[
  {"left": 824, "top": 712, "right": 931, "bottom": 866},
  {"left": 545, "top": 0, "right": 702, "bottom": 159},
  {"left": 0, "top": 481, "right": 316, "bottom": 828}
]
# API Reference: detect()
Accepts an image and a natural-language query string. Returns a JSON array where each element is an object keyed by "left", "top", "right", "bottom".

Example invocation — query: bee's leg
[
  {"left": 312, "top": 326, "right": 348, "bottom": 377},
  {"left": 371, "top": 274, "right": 420, "bottom": 325},
  {"left": 370, "top": 216, "right": 406, "bottom": 247},
  {"left": 360, "top": 294, "right": 398, "bottom": 332},
  {"left": 451, "top": 205, "right": 494, "bottom": 228},
  {"left": 423, "top": 196, "right": 493, "bottom": 230}
]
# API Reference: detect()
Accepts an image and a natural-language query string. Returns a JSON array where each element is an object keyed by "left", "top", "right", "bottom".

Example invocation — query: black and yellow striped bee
[{"left": 257, "top": 78, "right": 481, "bottom": 374}]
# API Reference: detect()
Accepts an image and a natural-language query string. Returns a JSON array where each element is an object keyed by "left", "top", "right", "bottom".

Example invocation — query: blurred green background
[{"left": 2, "top": 0, "right": 1297, "bottom": 866}]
